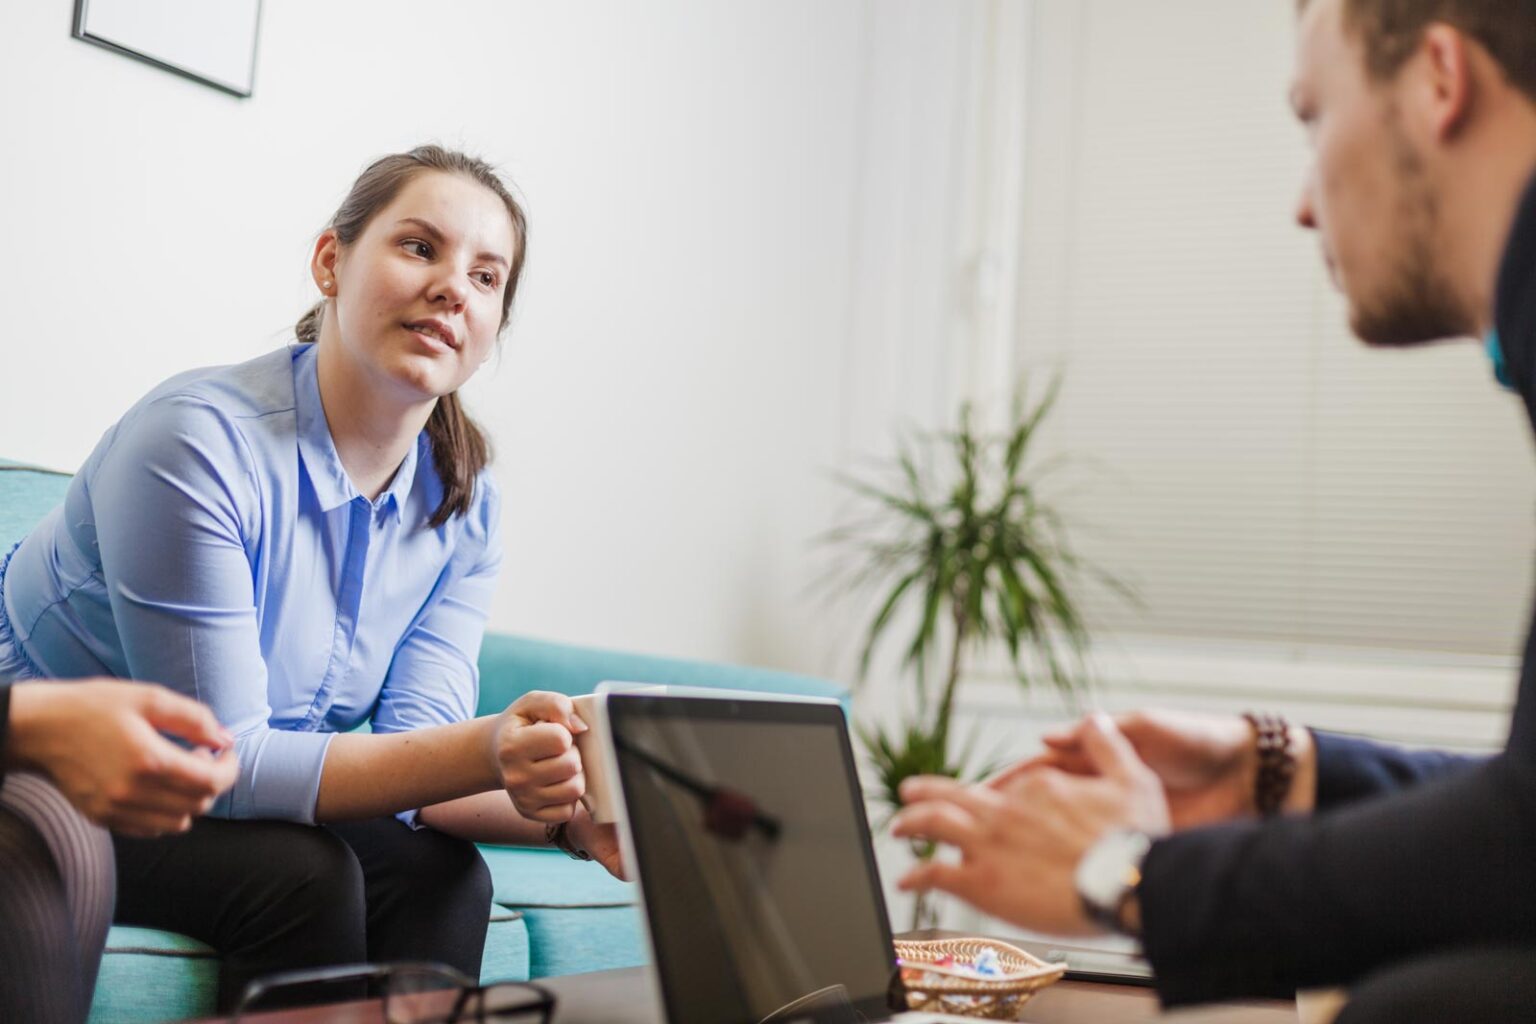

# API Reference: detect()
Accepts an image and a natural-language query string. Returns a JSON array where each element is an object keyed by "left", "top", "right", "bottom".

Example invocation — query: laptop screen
[{"left": 607, "top": 694, "right": 898, "bottom": 1024}]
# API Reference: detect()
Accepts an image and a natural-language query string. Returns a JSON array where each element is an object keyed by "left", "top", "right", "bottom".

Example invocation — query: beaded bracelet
[{"left": 1243, "top": 711, "right": 1296, "bottom": 817}]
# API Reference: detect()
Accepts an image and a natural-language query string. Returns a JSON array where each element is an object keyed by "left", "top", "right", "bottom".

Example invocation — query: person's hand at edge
[{"left": 6, "top": 679, "right": 237, "bottom": 837}]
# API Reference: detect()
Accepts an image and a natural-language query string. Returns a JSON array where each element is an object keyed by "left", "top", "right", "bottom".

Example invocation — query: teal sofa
[{"left": 0, "top": 461, "right": 847, "bottom": 1022}]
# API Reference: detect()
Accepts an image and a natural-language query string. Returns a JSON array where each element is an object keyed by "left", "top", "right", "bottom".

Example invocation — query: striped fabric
[{"left": 0, "top": 771, "right": 115, "bottom": 1024}]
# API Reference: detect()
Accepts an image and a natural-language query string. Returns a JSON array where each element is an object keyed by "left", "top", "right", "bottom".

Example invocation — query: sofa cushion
[
  {"left": 482, "top": 907, "right": 533, "bottom": 984},
  {"left": 481, "top": 846, "right": 647, "bottom": 978},
  {"left": 481, "top": 845, "right": 637, "bottom": 911},
  {"left": 89, "top": 908, "right": 530, "bottom": 1023},
  {"left": 0, "top": 461, "right": 71, "bottom": 551},
  {"left": 90, "top": 927, "right": 216, "bottom": 1024},
  {"left": 520, "top": 904, "right": 647, "bottom": 979}
]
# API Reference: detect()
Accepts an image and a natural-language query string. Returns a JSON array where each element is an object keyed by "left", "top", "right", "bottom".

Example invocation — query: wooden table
[
  {"left": 540, "top": 964, "right": 1294, "bottom": 1023},
  {"left": 213, "top": 961, "right": 1295, "bottom": 1023}
]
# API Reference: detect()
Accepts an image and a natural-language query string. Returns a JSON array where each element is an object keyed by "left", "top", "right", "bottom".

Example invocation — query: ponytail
[
  {"left": 294, "top": 303, "right": 323, "bottom": 344},
  {"left": 424, "top": 391, "right": 490, "bottom": 529}
]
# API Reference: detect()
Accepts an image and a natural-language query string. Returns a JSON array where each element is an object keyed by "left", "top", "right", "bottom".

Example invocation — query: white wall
[{"left": 0, "top": 1, "right": 987, "bottom": 677}]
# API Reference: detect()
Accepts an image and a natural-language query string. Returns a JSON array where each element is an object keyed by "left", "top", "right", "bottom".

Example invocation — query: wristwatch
[
  {"left": 1074, "top": 829, "right": 1152, "bottom": 936},
  {"left": 545, "top": 821, "right": 593, "bottom": 862}
]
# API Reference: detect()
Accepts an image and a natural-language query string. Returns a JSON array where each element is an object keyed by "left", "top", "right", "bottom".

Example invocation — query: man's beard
[{"left": 1349, "top": 113, "right": 1473, "bottom": 346}]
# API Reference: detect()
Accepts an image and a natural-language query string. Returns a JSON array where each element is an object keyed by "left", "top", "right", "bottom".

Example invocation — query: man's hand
[
  {"left": 990, "top": 710, "right": 1316, "bottom": 828},
  {"left": 892, "top": 714, "right": 1170, "bottom": 936},
  {"left": 6, "top": 680, "right": 237, "bottom": 837},
  {"left": 567, "top": 808, "right": 629, "bottom": 881},
  {"left": 492, "top": 691, "right": 587, "bottom": 823}
]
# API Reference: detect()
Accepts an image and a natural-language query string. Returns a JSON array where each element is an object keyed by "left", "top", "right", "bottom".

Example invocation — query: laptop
[{"left": 588, "top": 689, "right": 990, "bottom": 1024}]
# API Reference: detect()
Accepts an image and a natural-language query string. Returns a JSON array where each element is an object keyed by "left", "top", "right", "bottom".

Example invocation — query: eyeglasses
[{"left": 230, "top": 962, "right": 555, "bottom": 1023}]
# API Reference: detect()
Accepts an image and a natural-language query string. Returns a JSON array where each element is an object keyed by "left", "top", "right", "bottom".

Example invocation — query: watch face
[{"left": 1076, "top": 830, "right": 1151, "bottom": 920}]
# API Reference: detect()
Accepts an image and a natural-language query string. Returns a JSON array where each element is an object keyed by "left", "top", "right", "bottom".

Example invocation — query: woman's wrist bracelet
[
  {"left": 545, "top": 821, "right": 593, "bottom": 861},
  {"left": 1243, "top": 711, "right": 1296, "bottom": 817}
]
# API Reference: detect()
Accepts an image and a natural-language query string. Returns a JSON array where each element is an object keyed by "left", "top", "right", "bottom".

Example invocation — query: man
[{"left": 892, "top": 1, "right": 1536, "bottom": 1019}]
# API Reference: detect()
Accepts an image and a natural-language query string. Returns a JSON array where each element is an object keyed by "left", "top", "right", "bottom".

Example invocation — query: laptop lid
[{"left": 601, "top": 692, "right": 901, "bottom": 1024}]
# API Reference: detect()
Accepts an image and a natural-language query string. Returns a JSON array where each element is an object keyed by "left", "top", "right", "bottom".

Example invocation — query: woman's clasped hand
[{"left": 492, "top": 691, "right": 626, "bottom": 879}]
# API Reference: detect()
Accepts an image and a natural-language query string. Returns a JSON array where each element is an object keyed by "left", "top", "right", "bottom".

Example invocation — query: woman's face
[{"left": 313, "top": 170, "right": 516, "bottom": 406}]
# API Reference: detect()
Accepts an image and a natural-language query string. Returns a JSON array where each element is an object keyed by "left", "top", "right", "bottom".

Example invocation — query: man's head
[{"left": 1291, "top": 0, "right": 1536, "bottom": 345}]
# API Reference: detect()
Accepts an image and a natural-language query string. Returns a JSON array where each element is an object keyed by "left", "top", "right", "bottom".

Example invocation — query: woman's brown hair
[{"left": 295, "top": 144, "right": 528, "bottom": 528}]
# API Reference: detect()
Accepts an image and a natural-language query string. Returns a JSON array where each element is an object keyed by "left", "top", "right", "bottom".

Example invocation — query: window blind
[{"left": 1009, "top": 0, "right": 1536, "bottom": 658}]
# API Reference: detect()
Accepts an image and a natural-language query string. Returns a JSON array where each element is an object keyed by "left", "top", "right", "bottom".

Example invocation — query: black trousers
[
  {"left": 113, "top": 816, "right": 492, "bottom": 1012},
  {"left": 1336, "top": 945, "right": 1536, "bottom": 1024}
]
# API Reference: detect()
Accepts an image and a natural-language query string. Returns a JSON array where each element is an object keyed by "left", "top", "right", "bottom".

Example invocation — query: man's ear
[
  {"left": 310, "top": 230, "right": 341, "bottom": 294},
  {"left": 1419, "top": 23, "right": 1475, "bottom": 141}
]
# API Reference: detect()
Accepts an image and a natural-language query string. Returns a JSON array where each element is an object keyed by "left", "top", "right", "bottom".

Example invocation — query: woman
[{"left": 0, "top": 146, "right": 613, "bottom": 1011}]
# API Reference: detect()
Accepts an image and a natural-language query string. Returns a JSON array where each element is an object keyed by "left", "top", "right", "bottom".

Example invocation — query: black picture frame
[{"left": 72, "top": 0, "right": 263, "bottom": 99}]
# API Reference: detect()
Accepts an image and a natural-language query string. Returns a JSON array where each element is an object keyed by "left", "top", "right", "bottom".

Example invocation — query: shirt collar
[
  {"left": 1494, "top": 164, "right": 1536, "bottom": 412},
  {"left": 379, "top": 437, "right": 420, "bottom": 523},
  {"left": 292, "top": 342, "right": 418, "bottom": 523}
]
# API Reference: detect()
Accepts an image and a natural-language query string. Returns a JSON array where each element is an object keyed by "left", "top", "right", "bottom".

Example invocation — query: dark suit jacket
[{"left": 1138, "top": 168, "right": 1536, "bottom": 1006}]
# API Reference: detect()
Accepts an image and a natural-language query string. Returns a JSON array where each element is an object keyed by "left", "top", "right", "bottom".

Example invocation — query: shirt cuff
[{"left": 215, "top": 728, "right": 336, "bottom": 824}]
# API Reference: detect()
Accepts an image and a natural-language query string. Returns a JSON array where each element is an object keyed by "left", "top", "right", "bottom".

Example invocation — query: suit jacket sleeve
[
  {"left": 1311, "top": 730, "right": 1488, "bottom": 809},
  {"left": 1138, "top": 744, "right": 1536, "bottom": 1006}
]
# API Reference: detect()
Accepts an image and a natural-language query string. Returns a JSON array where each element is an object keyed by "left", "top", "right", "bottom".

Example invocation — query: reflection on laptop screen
[{"left": 609, "top": 696, "right": 897, "bottom": 1024}]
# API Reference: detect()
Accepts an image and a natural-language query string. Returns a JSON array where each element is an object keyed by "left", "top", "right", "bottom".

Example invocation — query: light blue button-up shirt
[{"left": 0, "top": 343, "right": 502, "bottom": 824}]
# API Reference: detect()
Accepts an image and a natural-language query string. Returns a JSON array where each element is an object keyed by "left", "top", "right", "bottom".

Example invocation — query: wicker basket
[{"left": 893, "top": 937, "right": 1066, "bottom": 1021}]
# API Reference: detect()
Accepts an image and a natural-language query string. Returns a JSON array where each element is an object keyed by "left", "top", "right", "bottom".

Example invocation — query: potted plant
[{"left": 826, "top": 379, "right": 1129, "bottom": 928}]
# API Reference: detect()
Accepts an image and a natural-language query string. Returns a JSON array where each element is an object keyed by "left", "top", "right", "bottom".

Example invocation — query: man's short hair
[{"left": 1304, "top": 0, "right": 1536, "bottom": 103}]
